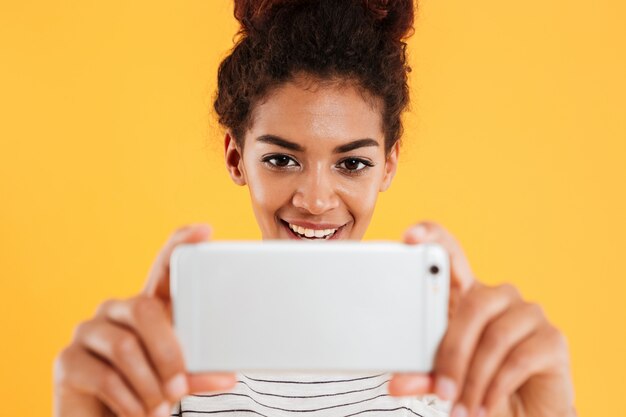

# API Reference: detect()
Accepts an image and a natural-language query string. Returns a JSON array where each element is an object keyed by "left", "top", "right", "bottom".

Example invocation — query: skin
[
  {"left": 224, "top": 76, "right": 398, "bottom": 240},
  {"left": 53, "top": 75, "right": 576, "bottom": 417}
]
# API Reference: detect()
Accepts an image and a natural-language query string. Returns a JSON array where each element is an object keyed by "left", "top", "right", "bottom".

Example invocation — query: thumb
[
  {"left": 143, "top": 224, "right": 212, "bottom": 302},
  {"left": 187, "top": 372, "right": 238, "bottom": 394}
]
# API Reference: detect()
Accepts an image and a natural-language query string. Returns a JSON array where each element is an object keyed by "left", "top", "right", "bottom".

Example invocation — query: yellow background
[{"left": 1, "top": 0, "right": 624, "bottom": 415}]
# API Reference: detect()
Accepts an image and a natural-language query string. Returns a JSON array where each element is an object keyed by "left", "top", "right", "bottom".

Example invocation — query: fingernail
[
  {"left": 150, "top": 401, "right": 170, "bottom": 417},
  {"left": 413, "top": 225, "right": 428, "bottom": 240},
  {"left": 192, "top": 223, "right": 211, "bottom": 234},
  {"left": 451, "top": 403, "right": 468, "bottom": 417},
  {"left": 219, "top": 374, "right": 238, "bottom": 388},
  {"left": 165, "top": 373, "right": 188, "bottom": 399},
  {"left": 477, "top": 406, "right": 487, "bottom": 417},
  {"left": 435, "top": 376, "right": 457, "bottom": 401},
  {"left": 390, "top": 375, "right": 429, "bottom": 396}
]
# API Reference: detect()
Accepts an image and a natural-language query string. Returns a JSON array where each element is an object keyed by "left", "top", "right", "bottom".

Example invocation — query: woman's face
[{"left": 225, "top": 76, "right": 399, "bottom": 241}]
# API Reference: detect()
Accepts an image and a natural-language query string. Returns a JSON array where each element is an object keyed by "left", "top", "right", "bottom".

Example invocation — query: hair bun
[
  {"left": 218, "top": 0, "right": 415, "bottom": 154},
  {"left": 364, "top": 0, "right": 415, "bottom": 41},
  {"left": 233, "top": 0, "right": 284, "bottom": 34},
  {"left": 234, "top": 0, "right": 415, "bottom": 40}
]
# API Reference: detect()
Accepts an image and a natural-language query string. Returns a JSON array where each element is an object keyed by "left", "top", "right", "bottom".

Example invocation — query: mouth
[{"left": 279, "top": 219, "right": 348, "bottom": 240}]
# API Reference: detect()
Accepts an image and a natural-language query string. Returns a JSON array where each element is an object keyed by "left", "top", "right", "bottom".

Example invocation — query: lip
[
  {"left": 280, "top": 219, "right": 349, "bottom": 240},
  {"left": 281, "top": 219, "right": 346, "bottom": 230}
]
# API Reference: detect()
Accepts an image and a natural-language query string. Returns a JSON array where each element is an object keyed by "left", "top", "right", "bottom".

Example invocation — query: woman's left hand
[{"left": 388, "top": 221, "right": 576, "bottom": 417}]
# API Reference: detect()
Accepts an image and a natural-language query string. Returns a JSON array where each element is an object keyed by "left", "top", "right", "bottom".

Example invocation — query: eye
[
  {"left": 262, "top": 154, "right": 299, "bottom": 168},
  {"left": 337, "top": 158, "right": 373, "bottom": 173}
]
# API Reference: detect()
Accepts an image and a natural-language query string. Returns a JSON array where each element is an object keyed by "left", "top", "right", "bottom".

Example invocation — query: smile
[
  {"left": 288, "top": 222, "right": 337, "bottom": 239},
  {"left": 280, "top": 219, "right": 347, "bottom": 240}
]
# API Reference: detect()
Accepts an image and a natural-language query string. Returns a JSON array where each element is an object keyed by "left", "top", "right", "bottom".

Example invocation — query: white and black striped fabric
[{"left": 172, "top": 372, "right": 450, "bottom": 417}]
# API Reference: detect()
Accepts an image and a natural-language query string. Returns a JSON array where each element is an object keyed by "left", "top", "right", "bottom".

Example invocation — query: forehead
[{"left": 248, "top": 78, "right": 384, "bottom": 146}]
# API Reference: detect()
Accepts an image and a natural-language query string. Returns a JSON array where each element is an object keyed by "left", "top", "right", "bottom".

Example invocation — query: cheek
[
  {"left": 336, "top": 174, "right": 382, "bottom": 218},
  {"left": 246, "top": 165, "right": 291, "bottom": 212}
]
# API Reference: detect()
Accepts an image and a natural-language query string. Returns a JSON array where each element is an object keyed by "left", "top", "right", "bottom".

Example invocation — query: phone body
[{"left": 170, "top": 241, "right": 449, "bottom": 374}]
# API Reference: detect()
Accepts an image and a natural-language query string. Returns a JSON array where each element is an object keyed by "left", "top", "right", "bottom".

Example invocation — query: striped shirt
[{"left": 172, "top": 372, "right": 450, "bottom": 417}]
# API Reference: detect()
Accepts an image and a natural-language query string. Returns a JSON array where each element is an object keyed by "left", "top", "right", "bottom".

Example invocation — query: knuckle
[
  {"left": 112, "top": 333, "right": 140, "bottom": 360},
  {"left": 507, "top": 351, "right": 530, "bottom": 373},
  {"left": 96, "top": 298, "right": 117, "bottom": 316},
  {"left": 53, "top": 347, "right": 75, "bottom": 385},
  {"left": 500, "top": 282, "right": 521, "bottom": 299},
  {"left": 481, "top": 326, "right": 506, "bottom": 352},
  {"left": 155, "top": 343, "right": 179, "bottom": 370},
  {"left": 527, "top": 302, "right": 546, "bottom": 320},
  {"left": 71, "top": 320, "right": 92, "bottom": 341},
  {"left": 461, "top": 296, "right": 482, "bottom": 317},
  {"left": 470, "top": 281, "right": 491, "bottom": 298},
  {"left": 99, "top": 369, "right": 121, "bottom": 396},
  {"left": 150, "top": 342, "right": 184, "bottom": 382},
  {"left": 554, "top": 336, "right": 572, "bottom": 368},
  {"left": 555, "top": 329, "right": 569, "bottom": 349},
  {"left": 546, "top": 325, "right": 568, "bottom": 352},
  {"left": 57, "top": 345, "right": 75, "bottom": 363},
  {"left": 130, "top": 295, "right": 162, "bottom": 321}
]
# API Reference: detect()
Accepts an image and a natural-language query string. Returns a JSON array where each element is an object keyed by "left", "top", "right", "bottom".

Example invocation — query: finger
[
  {"left": 55, "top": 345, "right": 146, "bottom": 417},
  {"left": 105, "top": 296, "right": 189, "bottom": 402},
  {"left": 433, "top": 283, "right": 522, "bottom": 403},
  {"left": 143, "top": 224, "right": 212, "bottom": 302},
  {"left": 387, "top": 373, "right": 433, "bottom": 397},
  {"left": 403, "top": 221, "right": 475, "bottom": 304},
  {"left": 482, "top": 325, "right": 568, "bottom": 415},
  {"left": 455, "top": 302, "right": 546, "bottom": 416},
  {"left": 188, "top": 373, "right": 238, "bottom": 393},
  {"left": 74, "top": 319, "right": 168, "bottom": 414}
]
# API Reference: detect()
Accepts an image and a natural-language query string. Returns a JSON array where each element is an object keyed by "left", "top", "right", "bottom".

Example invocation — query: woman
[{"left": 53, "top": 1, "right": 576, "bottom": 416}]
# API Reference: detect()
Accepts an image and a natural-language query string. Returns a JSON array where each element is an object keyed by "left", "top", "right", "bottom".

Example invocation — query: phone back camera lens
[{"left": 429, "top": 265, "right": 440, "bottom": 275}]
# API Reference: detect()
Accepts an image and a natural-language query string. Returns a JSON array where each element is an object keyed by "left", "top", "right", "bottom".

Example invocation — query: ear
[
  {"left": 379, "top": 141, "right": 399, "bottom": 192},
  {"left": 224, "top": 131, "right": 247, "bottom": 186}
]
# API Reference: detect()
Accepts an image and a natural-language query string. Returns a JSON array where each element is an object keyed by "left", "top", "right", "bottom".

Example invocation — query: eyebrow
[
  {"left": 334, "top": 138, "right": 379, "bottom": 153},
  {"left": 255, "top": 135, "right": 379, "bottom": 153}
]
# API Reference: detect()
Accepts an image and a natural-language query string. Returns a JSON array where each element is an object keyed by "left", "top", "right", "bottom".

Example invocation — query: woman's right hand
[{"left": 53, "top": 224, "right": 237, "bottom": 417}]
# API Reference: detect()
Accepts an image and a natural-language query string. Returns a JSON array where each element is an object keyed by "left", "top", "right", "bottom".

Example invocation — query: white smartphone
[{"left": 170, "top": 241, "right": 449, "bottom": 374}]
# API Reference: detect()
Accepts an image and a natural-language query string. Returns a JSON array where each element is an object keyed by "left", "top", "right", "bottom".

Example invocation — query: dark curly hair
[{"left": 214, "top": 0, "right": 416, "bottom": 154}]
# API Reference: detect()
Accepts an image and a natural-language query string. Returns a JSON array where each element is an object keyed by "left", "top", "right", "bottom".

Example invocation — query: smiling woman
[
  {"left": 214, "top": 0, "right": 412, "bottom": 244},
  {"left": 224, "top": 77, "right": 399, "bottom": 241},
  {"left": 52, "top": 1, "right": 577, "bottom": 417}
]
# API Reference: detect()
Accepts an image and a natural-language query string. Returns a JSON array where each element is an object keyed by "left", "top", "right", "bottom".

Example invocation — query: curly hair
[{"left": 214, "top": 0, "right": 416, "bottom": 154}]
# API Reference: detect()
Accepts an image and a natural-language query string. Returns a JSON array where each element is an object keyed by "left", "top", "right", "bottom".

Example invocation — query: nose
[{"left": 291, "top": 164, "right": 340, "bottom": 215}]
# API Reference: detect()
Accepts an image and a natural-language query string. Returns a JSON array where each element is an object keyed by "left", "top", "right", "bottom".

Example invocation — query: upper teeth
[{"left": 288, "top": 223, "right": 337, "bottom": 238}]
